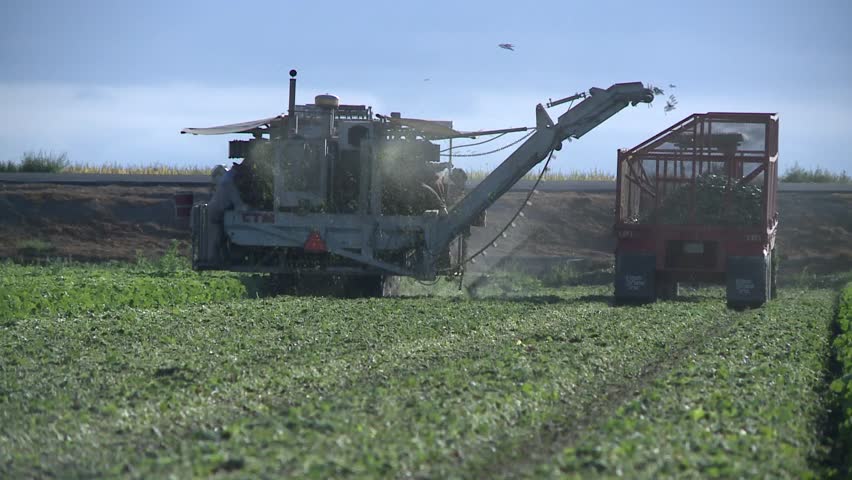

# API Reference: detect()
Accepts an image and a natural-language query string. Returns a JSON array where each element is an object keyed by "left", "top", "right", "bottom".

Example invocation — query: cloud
[
  {"left": 435, "top": 88, "right": 852, "bottom": 174},
  {"left": 0, "top": 83, "right": 383, "bottom": 166},
  {"left": 1, "top": 83, "right": 850, "bottom": 175}
]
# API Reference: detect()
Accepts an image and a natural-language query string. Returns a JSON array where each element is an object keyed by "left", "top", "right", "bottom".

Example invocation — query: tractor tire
[
  {"left": 269, "top": 273, "right": 297, "bottom": 295},
  {"left": 354, "top": 275, "right": 400, "bottom": 298},
  {"left": 283, "top": 274, "right": 399, "bottom": 298},
  {"left": 356, "top": 276, "right": 383, "bottom": 298},
  {"left": 293, "top": 274, "right": 335, "bottom": 297}
]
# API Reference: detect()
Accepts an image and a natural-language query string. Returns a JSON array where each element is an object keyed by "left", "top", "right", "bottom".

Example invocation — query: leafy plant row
[
  {"left": 832, "top": 282, "right": 852, "bottom": 472},
  {"left": 528, "top": 288, "right": 838, "bottom": 479},
  {"left": 0, "top": 262, "right": 247, "bottom": 322},
  {"left": 0, "top": 285, "right": 733, "bottom": 478},
  {"left": 4, "top": 283, "right": 842, "bottom": 479}
]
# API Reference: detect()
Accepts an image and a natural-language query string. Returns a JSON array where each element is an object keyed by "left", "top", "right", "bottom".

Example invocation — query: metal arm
[{"left": 430, "top": 82, "right": 654, "bottom": 252}]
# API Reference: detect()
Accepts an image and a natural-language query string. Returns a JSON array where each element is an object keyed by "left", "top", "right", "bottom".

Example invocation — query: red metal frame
[{"left": 615, "top": 112, "right": 779, "bottom": 280}]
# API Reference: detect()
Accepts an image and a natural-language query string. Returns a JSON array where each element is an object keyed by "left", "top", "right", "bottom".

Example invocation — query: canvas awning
[
  {"left": 181, "top": 115, "right": 285, "bottom": 135},
  {"left": 386, "top": 117, "right": 461, "bottom": 139}
]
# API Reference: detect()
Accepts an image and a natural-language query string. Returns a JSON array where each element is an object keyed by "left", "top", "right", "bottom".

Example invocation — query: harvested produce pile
[
  {"left": 629, "top": 173, "right": 763, "bottom": 225},
  {"left": 535, "top": 288, "right": 837, "bottom": 478},
  {"left": 228, "top": 138, "right": 454, "bottom": 215},
  {"left": 377, "top": 140, "right": 450, "bottom": 215},
  {"left": 232, "top": 141, "right": 275, "bottom": 210},
  {"left": 1, "top": 265, "right": 848, "bottom": 478}
]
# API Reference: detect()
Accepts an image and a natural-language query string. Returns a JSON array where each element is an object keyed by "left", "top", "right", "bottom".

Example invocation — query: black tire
[
  {"left": 352, "top": 275, "right": 399, "bottom": 298},
  {"left": 355, "top": 276, "right": 384, "bottom": 298},
  {"left": 726, "top": 255, "right": 771, "bottom": 309},
  {"left": 613, "top": 255, "right": 656, "bottom": 305},
  {"left": 269, "top": 273, "right": 297, "bottom": 295},
  {"left": 614, "top": 296, "right": 653, "bottom": 306},
  {"left": 727, "top": 300, "right": 749, "bottom": 310},
  {"left": 291, "top": 274, "right": 344, "bottom": 297},
  {"left": 613, "top": 288, "right": 657, "bottom": 306},
  {"left": 727, "top": 298, "right": 767, "bottom": 310},
  {"left": 282, "top": 274, "right": 399, "bottom": 298}
]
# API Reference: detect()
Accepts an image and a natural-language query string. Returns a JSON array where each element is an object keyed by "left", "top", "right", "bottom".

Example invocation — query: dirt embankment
[
  {"left": 0, "top": 183, "right": 849, "bottom": 273},
  {"left": 0, "top": 184, "right": 207, "bottom": 261},
  {"left": 474, "top": 190, "right": 852, "bottom": 274}
]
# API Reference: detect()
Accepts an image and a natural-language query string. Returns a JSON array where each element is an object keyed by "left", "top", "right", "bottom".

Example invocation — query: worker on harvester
[{"left": 204, "top": 163, "right": 244, "bottom": 261}]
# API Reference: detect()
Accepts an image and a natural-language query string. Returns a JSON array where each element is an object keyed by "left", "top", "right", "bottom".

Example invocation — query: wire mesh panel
[{"left": 617, "top": 113, "right": 778, "bottom": 228}]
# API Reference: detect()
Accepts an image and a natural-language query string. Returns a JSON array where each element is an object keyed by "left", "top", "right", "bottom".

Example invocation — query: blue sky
[{"left": 1, "top": 0, "right": 850, "bottom": 174}]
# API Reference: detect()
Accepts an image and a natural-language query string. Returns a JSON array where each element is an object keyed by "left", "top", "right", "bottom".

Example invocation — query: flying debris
[
  {"left": 498, "top": 43, "right": 515, "bottom": 51},
  {"left": 646, "top": 84, "right": 678, "bottom": 113},
  {"left": 664, "top": 94, "right": 678, "bottom": 113}
]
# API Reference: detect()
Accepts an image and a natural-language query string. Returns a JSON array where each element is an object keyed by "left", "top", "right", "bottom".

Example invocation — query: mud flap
[
  {"left": 726, "top": 254, "right": 770, "bottom": 307},
  {"left": 614, "top": 253, "right": 656, "bottom": 303}
]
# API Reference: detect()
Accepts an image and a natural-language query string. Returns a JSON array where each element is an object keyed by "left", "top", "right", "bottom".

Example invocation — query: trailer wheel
[
  {"left": 726, "top": 254, "right": 771, "bottom": 309},
  {"left": 613, "top": 253, "right": 656, "bottom": 305}
]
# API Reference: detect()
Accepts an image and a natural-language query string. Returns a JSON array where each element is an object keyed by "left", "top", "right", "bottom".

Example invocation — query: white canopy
[{"left": 180, "top": 115, "right": 284, "bottom": 135}]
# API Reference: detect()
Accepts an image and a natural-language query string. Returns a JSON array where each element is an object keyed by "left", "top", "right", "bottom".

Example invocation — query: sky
[{"left": 1, "top": 0, "right": 851, "bottom": 175}]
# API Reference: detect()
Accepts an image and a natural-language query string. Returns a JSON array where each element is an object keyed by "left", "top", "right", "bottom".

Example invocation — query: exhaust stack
[{"left": 288, "top": 69, "right": 297, "bottom": 133}]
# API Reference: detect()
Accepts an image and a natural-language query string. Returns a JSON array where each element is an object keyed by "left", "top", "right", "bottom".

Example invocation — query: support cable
[
  {"left": 439, "top": 132, "right": 509, "bottom": 152},
  {"left": 440, "top": 130, "right": 536, "bottom": 157},
  {"left": 458, "top": 148, "right": 555, "bottom": 265}
]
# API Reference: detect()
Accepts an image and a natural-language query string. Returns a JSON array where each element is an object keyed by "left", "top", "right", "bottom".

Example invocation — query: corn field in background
[{"left": 1, "top": 151, "right": 849, "bottom": 183}]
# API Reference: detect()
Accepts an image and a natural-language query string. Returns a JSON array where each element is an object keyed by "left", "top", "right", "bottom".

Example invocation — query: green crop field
[
  {"left": 833, "top": 282, "right": 852, "bottom": 472},
  {"left": 0, "top": 262, "right": 850, "bottom": 478}
]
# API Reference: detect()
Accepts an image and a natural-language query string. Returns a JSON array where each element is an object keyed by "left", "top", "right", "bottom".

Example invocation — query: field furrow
[
  {"left": 467, "top": 298, "right": 744, "bottom": 478},
  {"left": 518, "top": 288, "right": 838, "bottom": 479}
]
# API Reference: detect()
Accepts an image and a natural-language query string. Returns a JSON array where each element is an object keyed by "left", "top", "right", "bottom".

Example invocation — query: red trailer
[{"left": 614, "top": 112, "right": 779, "bottom": 307}]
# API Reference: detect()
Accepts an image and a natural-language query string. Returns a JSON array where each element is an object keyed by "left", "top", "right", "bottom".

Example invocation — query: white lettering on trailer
[
  {"left": 736, "top": 278, "right": 755, "bottom": 294},
  {"left": 625, "top": 275, "right": 646, "bottom": 291}
]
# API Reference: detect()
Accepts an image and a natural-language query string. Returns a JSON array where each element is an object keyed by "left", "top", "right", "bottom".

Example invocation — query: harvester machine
[{"left": 183, "top": 70, "right": 654, "bottom": 296}]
